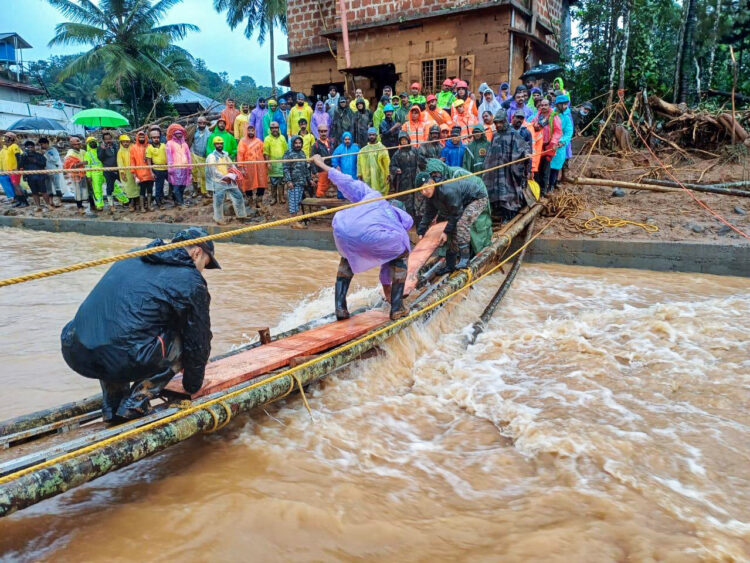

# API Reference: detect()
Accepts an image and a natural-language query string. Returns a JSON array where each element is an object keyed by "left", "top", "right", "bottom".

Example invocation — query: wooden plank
[
  {"left": 166, "top": 310, "right": 390, "bottom": 398},
  {"left": 405, "top": 221, "right": 447, "bottom": 295},
  {"left": 300, "top": 198, "right": 347, "bottom": 207}
]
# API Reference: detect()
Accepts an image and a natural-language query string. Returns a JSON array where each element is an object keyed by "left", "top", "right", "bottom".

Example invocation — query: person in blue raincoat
[
  {"left": 548, "top": 94, "right": 573, "bottom": 190},
  {"left": 331, "top": 132, "right": 360, "bottom": 198}
]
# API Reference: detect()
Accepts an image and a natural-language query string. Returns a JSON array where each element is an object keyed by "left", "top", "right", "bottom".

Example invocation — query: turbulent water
[{"left": 0, "top": 227, "right": 748, "bottom": 561}]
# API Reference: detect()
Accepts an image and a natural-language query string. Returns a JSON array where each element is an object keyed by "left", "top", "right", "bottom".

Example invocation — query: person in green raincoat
[
  {"left": 463, "top": 124, "right": 491, "bottom": 173},
  {"left": 372, "top": 95, "right": 390, "bottom": 131},
  {"left": 393, "top": 95, "right": 408, "bottom": 125},
  {"left": 423, "top": 158, "right": 492, "bottom": 254},
  {"left": 206, "top": 118, "right": 237, "bottom": 159},
  {"left": 84, "top": 136, "right": 105, "bottom": 209},
  {"left": 356, "top": 127, "right": 390, "bottom": 195}
]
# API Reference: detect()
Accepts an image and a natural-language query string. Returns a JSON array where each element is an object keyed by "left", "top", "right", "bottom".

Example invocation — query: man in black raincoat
[
  {"left": 61, "top": 227, "right": 217, "bottom": 421},
  {"left": 331, "top": 96, "right": 353, "bottom": 145},
  {"left": 351, "top": 98, "right": 372, "bottom": 148},
  {"left": 389, "top": 131, "right": 421, "bottom": 224},
  {"left": 482, "top": 109, "right": 530, "bottom": 221}
]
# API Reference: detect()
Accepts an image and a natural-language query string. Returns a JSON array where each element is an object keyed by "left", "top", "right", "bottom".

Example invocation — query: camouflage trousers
[
  {"left": 338, "top": 251, "right": 409, "bottom": 287},
  {"left": 451, "top": 197, "right": 488, "bottom": 251}
]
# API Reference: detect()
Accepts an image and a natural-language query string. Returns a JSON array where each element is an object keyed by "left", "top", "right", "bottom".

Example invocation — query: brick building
[{"left": 281, "top": 0, "right": 571, "bottom": 104}]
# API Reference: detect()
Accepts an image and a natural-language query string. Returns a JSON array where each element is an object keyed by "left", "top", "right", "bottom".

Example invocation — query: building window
[
  {"left": 421, "top": 60, "right": 433, "bottom": 93},
  {"left": 421, "top": 58, "right": 447, "bottom": 92},
  {"left": 435, "top": 58, "right": 447, "bottom": 87}
]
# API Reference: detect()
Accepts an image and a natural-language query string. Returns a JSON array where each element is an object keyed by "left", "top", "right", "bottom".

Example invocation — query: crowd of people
[{"left": 0, "top": 76, "right": 576, "bottom": 228}]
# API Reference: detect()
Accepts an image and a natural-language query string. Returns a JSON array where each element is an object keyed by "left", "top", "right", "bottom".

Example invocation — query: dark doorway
[
  {"left": 311, "top": 81, "right": 345, "bottom": 103},
  {"left": 349, "top": 64, "right": 399, "bottom": 100}
]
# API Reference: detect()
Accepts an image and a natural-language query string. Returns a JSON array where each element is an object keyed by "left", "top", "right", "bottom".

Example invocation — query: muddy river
[{"left": 0, "top": 227, "right": 748, "bottom": 561}]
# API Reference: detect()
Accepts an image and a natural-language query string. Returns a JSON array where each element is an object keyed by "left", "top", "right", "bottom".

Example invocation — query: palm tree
[
  {"left": 47, "top": 0, "right": 199, "bottom": 124},
  {"left": 62, "top": 73, "right": 98, "bottom": 106},
  {"left": 213, "top": 0, "right": 287, "bottom": 95}
]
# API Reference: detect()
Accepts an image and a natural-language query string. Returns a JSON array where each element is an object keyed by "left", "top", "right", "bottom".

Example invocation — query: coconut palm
[
  {"left": 47, "top": 0, "right": 199, "bottom": 124},
  {"left": 213, "top": 0, "right": 287, "bottom": 95},
  {"left": 62, "top": 73, "right": 98, "bottom": 107}
]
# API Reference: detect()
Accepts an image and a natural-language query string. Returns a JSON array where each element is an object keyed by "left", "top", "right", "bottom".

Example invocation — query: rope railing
[
  {"left": 0, "top": 149, "right": 550, "bottom": 289},
  {"left": 0, "top": 128, "right": 492, "bottom": 176}
]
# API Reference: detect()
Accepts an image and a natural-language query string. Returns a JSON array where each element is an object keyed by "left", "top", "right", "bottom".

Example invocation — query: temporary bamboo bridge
[{"left": 0, "top": 203, "right": 545, "bottom": 517}]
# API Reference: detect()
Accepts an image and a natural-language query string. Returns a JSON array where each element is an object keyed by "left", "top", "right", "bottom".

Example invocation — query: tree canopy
[{"left": 569, "top": 0, "right": 750, "bottom": 105}]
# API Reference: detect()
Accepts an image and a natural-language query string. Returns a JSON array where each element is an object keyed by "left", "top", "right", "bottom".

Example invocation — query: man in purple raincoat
[
  {"left": 249, "top": 98, "right": 268, "bottom": 141},
  {"left": 311, "top": 154, "right": 412, "bottom": 321}
]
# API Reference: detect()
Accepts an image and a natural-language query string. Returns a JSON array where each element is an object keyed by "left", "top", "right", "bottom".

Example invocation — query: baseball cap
[{"left": 172, "top": 227, "right": 221, "bottom": 269}]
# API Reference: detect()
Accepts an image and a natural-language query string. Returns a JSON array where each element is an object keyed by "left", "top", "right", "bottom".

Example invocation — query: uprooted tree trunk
[
  {"left": 641, "top": 95, "right": 749, "bottom": 150},
  {"left": 717, "top": 113, "right": 749, "bottom": 142}
]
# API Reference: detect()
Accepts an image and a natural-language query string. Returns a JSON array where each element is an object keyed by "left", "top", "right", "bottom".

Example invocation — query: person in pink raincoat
[{"left": 166, "top": 123, "right": 192, "bottom": 207}]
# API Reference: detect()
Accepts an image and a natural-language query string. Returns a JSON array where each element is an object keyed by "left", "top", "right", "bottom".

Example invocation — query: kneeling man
[{"left": 61, "top": 227, "right": 218, "bottom": 421}]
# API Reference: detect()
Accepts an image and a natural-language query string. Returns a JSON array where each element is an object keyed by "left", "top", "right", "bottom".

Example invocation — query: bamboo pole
[
  {"left": 0, "top": 395, "right": 102, "bottom": 437},
  {"left": 574, "top": 176, "right": 750, "bottom": 198},
  {"left": 467, "top": 219, "right": 536, "bottom": 345},
  {"left": 0, "top": 205, "right": 543, "bottom": 517}
]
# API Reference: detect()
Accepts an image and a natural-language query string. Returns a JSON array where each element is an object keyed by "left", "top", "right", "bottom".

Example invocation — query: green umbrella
[{"left": 73, "top": 108, "right": 130, "bottom": 128}]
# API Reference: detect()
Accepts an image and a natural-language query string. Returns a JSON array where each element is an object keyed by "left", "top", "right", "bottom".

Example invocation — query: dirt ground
[
  {"left": 2, "top": 149, "right": 749, "bottom": 243},
  {"left": 537, "top": 151, "right": 750, "bottom": 243}
]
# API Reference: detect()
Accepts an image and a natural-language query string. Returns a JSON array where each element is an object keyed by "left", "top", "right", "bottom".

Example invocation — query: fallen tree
[{"left": 574, "top": 176, "right": 750, "bottom": 198}]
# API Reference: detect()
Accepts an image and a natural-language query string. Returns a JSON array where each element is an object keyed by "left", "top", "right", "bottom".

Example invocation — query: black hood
[{"left": 140, "top": 239, "right": 196, "bottom": 268}]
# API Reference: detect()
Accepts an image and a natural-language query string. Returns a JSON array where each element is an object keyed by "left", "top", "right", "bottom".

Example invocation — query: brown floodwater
[{"left": 0, "top": 226, "right": 748, "bottom": 561}]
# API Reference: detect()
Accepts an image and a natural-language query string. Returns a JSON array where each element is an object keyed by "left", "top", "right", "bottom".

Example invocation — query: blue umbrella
[{"left": 7, "top": 117, "right": 67, "bottom": 132}]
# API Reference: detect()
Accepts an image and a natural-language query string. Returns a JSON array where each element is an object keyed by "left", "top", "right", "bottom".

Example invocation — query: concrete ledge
[
  {"left": 0, "top": 215, "right": 337, "bottom": 251},
  {"left": 2, "top": 216, "right": 748, "bottom": 277},
  {"left": 527, "top": 237, "right": 750, "bottom": 277}
]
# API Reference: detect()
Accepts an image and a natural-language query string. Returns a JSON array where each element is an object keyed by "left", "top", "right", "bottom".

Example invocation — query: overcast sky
[{"left": 4, "top": 0, "right": 290, "bottom": 86}]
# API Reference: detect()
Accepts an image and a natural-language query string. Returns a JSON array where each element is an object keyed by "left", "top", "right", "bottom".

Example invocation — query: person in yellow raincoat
[
  {"left": 288, "top": 93, "right": 313, "bottom": 137},
  {"left": 117, "top": 135, "right": 140, "bottom": 211},
  {"left": 356, "top": 127, "right": 390, "bottom": 195},
  {"left": 84, "top": 136, "right": 105, "bottom": 209}
]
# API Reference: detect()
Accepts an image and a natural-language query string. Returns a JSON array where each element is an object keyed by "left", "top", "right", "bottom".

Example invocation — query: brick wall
[
  {"left": 287, "top": 0, "right": 562, "bottom": 55},
  {"left": 287, "top": 0, "right": 335, "bottom": 54}
]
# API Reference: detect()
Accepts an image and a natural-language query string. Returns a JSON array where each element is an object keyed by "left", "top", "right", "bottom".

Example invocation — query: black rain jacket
[{"left": 61, "top": 240, "right": 212, "bottom": 393}]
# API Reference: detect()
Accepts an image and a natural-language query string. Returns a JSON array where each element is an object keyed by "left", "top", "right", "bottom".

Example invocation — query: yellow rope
[
  {"left": 203, "top": 402, "right": 233, "bottom": 434},
  {"left": 544, "top": 188, "right": 659, "bottom": 235},
  {"left": 0, "top": 152, "right": 545, "bottom": 289},
  {"left": 293, "top": 375, "right": 314, "bottom": 421},
  {"left": 0, "top": 206, "right": 558, "bottom": 486}
]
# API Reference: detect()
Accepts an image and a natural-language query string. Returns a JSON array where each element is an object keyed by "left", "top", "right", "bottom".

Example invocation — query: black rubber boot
[
  {"left": 435, "top": 250, "right": 457, "bottom": 276},
  {"left": 455, "top": 244, "right": 471, "bottom": 270},
  {"left": 335, "top": 276, "right": 351, "bottom": 320},
  {"left": 389, "top": 280, "right": 408, "bottom": 320},
  {"left": 116, "top": 368, "right": 175, "bottom": 420},
  {"left": 100, "top": 380, "right": 130, "bottom": 423}
]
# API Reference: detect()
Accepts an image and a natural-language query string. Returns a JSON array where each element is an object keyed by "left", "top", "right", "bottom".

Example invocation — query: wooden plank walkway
[
  {"left": 166, "top": 310, "right": 390, "bottom": 398},
  {"left": 405, "top": 221, "right": 446, "bottom": 295}
]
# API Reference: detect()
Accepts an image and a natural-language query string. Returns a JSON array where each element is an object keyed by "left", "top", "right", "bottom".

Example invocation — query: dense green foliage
[
  {"left": 28, "top": 55, "right": 274, "bottom": 113},
  {"left": 45, "top": 0, "right": 201, "bottom": 124},
  {"left": 568, "top": 0, "right": 750, "bottom": 104}
]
